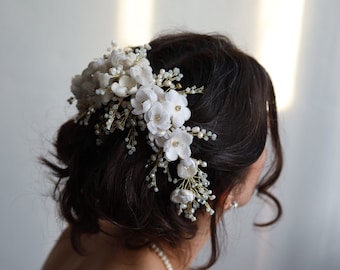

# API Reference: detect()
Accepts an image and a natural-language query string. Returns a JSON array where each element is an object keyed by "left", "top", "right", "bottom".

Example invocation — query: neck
[
  {"left": 150, "top": 242, "right": 173, "bottom": 270},
  {"left": 155, "top": 214, "right": 211, "bottom": 270},
  {"left": 98, "top": 214, "right": 211, "bottom": 270}
]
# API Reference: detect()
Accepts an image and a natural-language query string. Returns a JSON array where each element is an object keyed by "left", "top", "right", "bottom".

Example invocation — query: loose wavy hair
[{"left": 42, "top": 32, "right": 283, "bottom": 269}]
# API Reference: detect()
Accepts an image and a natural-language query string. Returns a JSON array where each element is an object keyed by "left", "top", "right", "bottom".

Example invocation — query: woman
[{"left": 42, "top": 32, "right": 283, "bottom": 270}]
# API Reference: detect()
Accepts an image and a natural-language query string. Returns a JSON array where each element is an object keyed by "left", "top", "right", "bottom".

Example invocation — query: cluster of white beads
[
  {"left": 183, "top": 85, "right": 204, "bottom": 94},
  {"left": 109, "top": 66, "right": 123, "bottom": 77},
  {"left": 155, "top": 68, "right": 184, "bottom": 90},
  {"left": 145, "top": 154, "right": 171, "bottom": 192},
  {"left": 185, "top": 126, "right": 217, "bottom": 141},
  {"left": 170, "top": 159, "right": 216, "bottom": 221}
]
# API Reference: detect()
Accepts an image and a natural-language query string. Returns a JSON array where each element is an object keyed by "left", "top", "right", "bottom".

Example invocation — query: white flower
[
  {"left": 145, "top": 102, "right": 171, "bottom": 136},
  {"left": 130, "top": 58, "right": 154, "bottom": 86},
  {"left": 177, "top": 158, "right": 198, "bottom": 179},
  {"left": 111, "top": 75, "right": 137, "bottom": 97},
  {"left": 71, "top": 75, "right": 85, "bottom": 99},
  {"left": 94, "top": 72, "right": 112, "bottom": 88},
  {"left": 95, "top": 88, "right": 113, "bottom": 105},
  {"left": 109, "top": 49, "right": 137, "bottom": 68},
  {"left": 82, "top": 58, "right": 106, "bottom": 77},
  {"left": 88, "top": 58, "right": 106, "bottom": 71},
  {"left": 73, "top": 80, "right": 96, "bottom": 105},
  {"left": 131, "top": 85, "right": 164, "bottom": 115},
  {"left": 170, "top": 189, "right": 195, "bottom": 204},
  {"left": 164, "top": 90, "right": 191, "bottom": 127},
  {"left": 163, "top": 129, "right": 193, "bottom": 161},
  {"left": 154, "top": 135, "right": 168, "bottom": 148}
]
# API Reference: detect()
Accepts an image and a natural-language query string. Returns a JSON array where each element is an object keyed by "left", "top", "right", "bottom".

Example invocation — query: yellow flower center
[{"left": 172, "top": 141, "right": 179, "bottom": 147}]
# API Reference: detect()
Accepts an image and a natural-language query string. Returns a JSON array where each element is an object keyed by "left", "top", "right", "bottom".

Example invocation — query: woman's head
[{"left": 43, "top": 32, "right": 282, "bottom": 268}]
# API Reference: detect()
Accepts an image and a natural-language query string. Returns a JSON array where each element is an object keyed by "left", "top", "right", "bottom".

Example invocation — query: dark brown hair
[{"left": 42, "top": 32, "right": 283, "bottom": 269}]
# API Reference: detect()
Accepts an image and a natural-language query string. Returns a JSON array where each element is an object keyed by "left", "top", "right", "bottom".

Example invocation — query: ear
[
  {"left": 214, "top": 189, "right": 238, "bottom": 213},
  {"left": 222, "top": 188, "right": 242, "bottom": 211},
  {"left": 222, "top": 192, "right": 236, "bottom": 211},
  {"left": 222, "top": 148, "right": 268, "bottom": 211}
]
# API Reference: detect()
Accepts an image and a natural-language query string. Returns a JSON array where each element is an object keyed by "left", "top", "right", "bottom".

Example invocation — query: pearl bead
[{"left": 150, "top": 243, "right": 173, "bottom": 270}]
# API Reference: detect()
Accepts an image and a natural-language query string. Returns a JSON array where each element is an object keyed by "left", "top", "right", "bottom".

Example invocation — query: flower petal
[
  {"left": 170, "top": 189, "right": 195, "bottom": 204},
  {"left": 163, "top": 129, "right": 193, "bottom": 161},
  {"left": 130, "top": 63, "right": 154, "bottom": 86},
  {"left": 177, "top": 158, "right": 198, "bottom": 179}
]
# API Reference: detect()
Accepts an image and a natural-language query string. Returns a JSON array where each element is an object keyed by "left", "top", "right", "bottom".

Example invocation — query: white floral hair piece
[{"left": 69, "top": 43, "right": 217, "bottom": 221}]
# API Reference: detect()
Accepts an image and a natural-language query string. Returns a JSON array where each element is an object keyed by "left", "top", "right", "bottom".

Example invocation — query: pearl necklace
[{"left": 150, "top": 243, "right": 174, "bottom": 270}]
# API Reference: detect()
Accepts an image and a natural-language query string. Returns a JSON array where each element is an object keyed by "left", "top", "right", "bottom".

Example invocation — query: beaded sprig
[{"left": 69, "top": 42, "right": 217, "bottom": 221}]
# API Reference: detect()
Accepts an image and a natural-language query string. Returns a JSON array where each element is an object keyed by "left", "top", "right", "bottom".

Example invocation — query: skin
[
  {"left": 42, "top": 149, "right": 267, "bottom": 270},
  {"left": 225, "top": 148, "right": 268, "bottom": 209}
]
